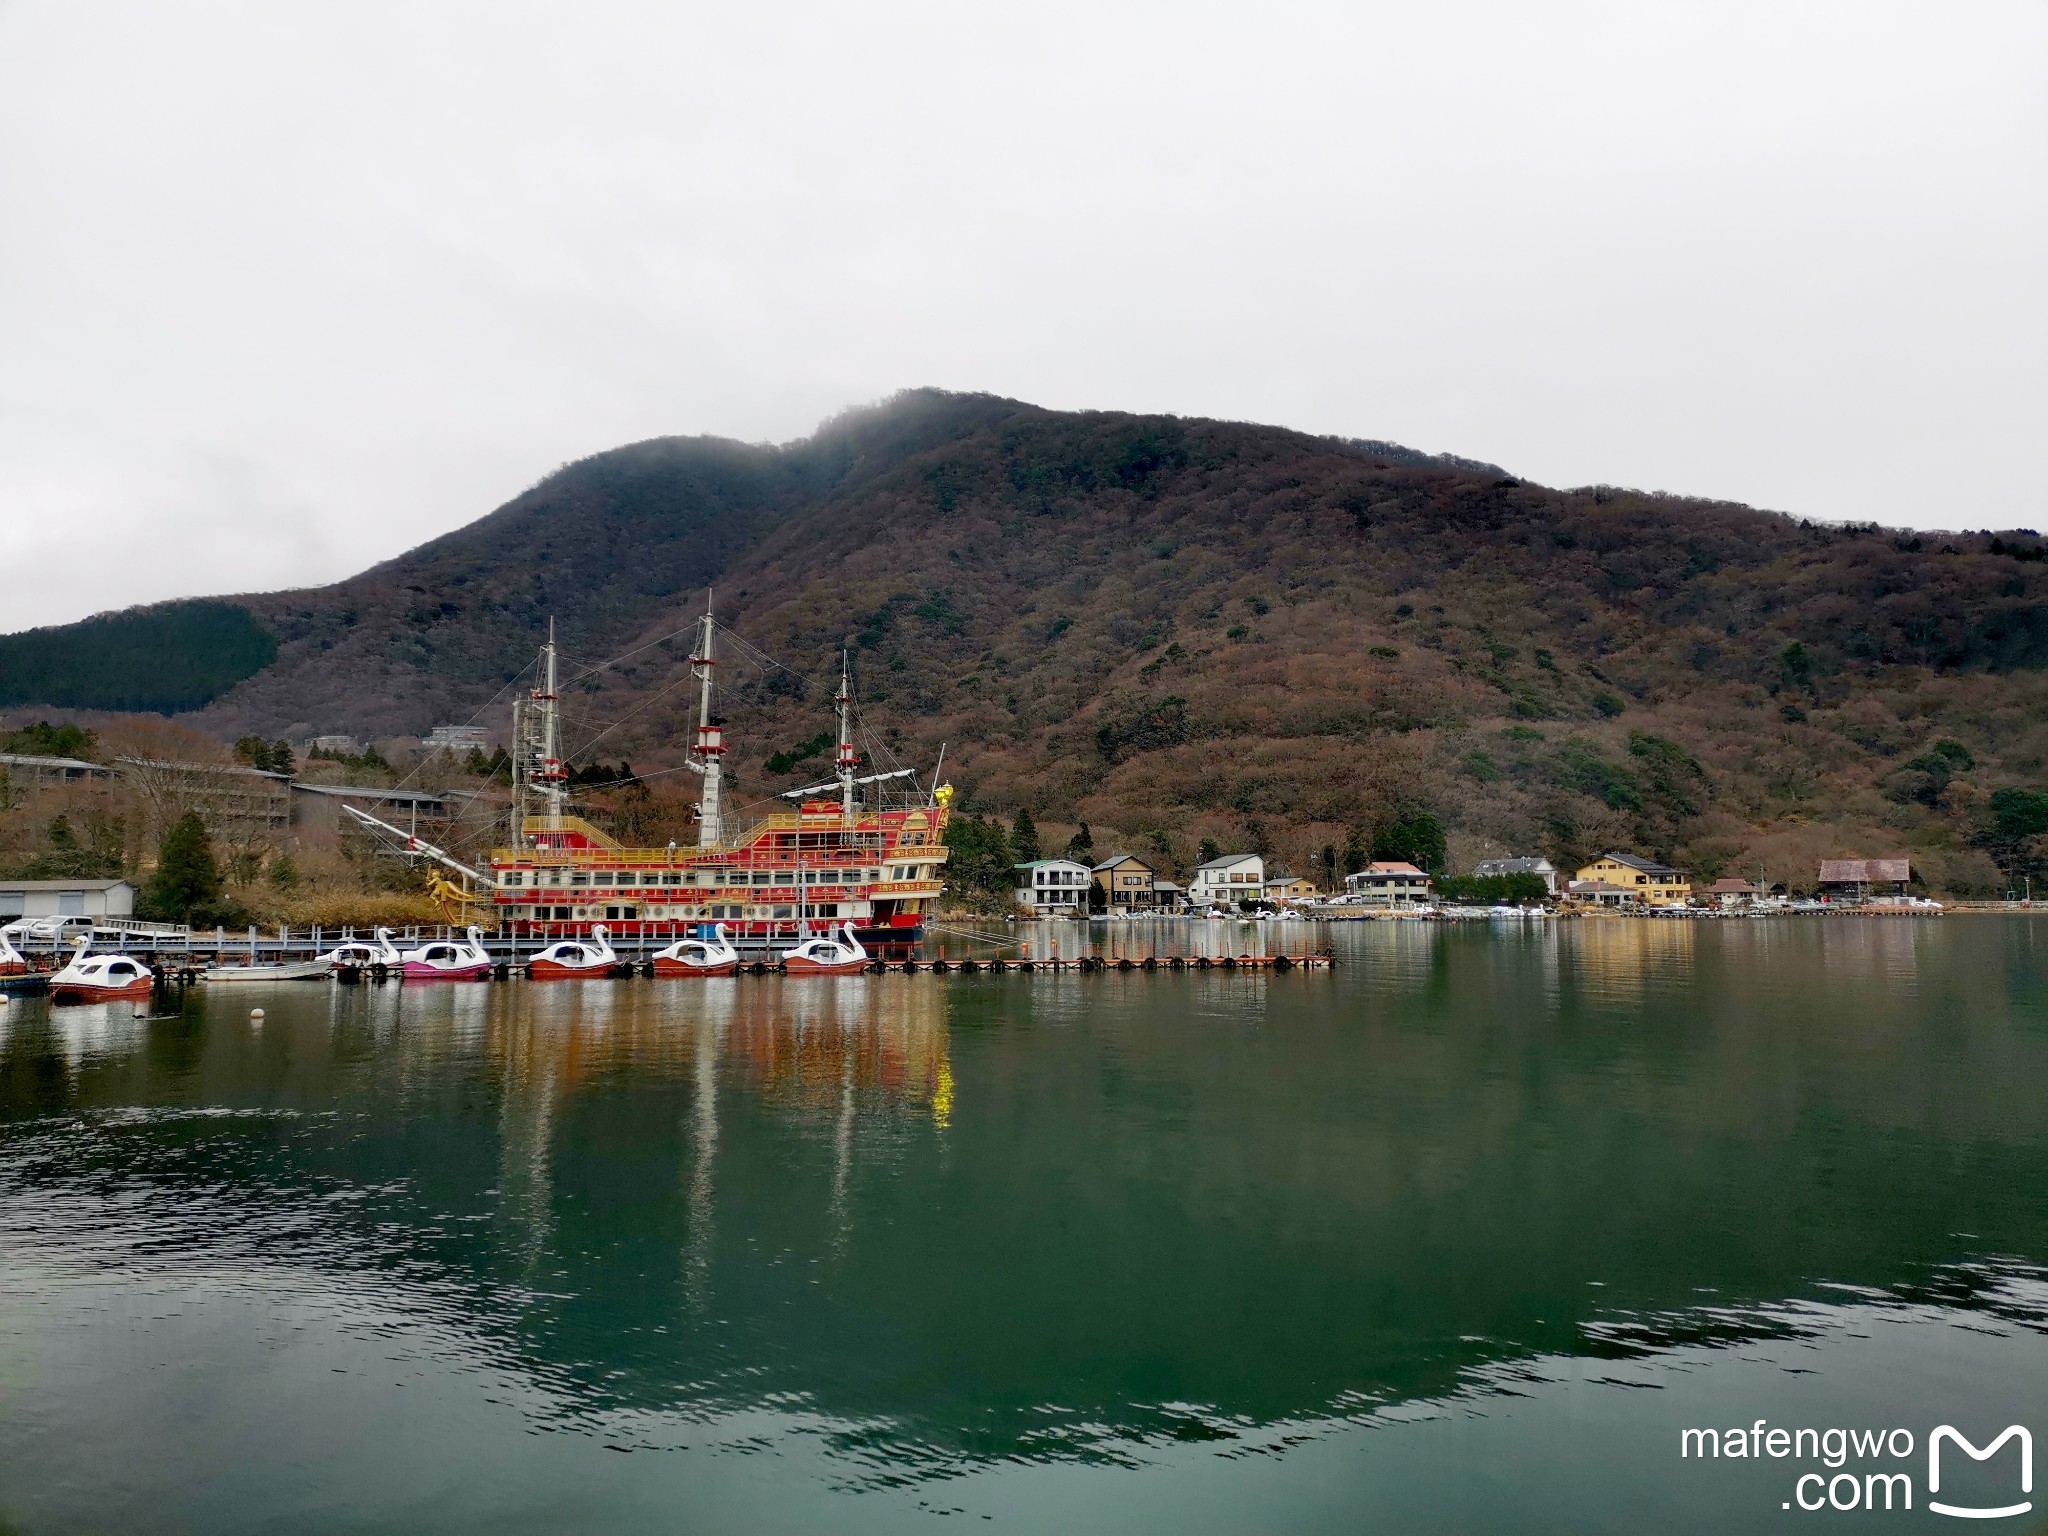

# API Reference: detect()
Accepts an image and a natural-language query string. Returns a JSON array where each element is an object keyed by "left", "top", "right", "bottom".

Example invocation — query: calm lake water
[{"left": 2, "top": 917, "right": 2045, "bottom": 1533}]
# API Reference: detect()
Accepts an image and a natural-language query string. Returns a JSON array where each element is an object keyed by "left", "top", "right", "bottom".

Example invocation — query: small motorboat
[
  {"left": 396, "top": 926, "right": 493, "bottom": 981},
  {"left": 528, "top": 924, "right": 618, "bottom": 979},
  {"left": 49, "top": 939, "right": 155, "bottom": 1004},
  {"left": 202, "top": 957, "right": 335, "bottom": 983},
  {"left": 652, "top": 924, "right": 740, "bottom": 977},
  {"left": 778, "top": 922, "right": 869, "bottom": 976}
]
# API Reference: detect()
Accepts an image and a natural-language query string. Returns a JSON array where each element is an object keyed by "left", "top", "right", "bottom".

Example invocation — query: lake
[{"left": 2, "top": 917, "right": 2045, "bottom": 1532}]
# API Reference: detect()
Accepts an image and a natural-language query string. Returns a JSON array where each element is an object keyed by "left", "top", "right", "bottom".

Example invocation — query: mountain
[{"left": 5, "top": 389, "right": 2046, "bottom": 893}]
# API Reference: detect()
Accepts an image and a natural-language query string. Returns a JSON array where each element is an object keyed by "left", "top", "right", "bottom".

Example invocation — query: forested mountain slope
[{"left": 5, "top": 390, "right": 2045, "bottom": 892}]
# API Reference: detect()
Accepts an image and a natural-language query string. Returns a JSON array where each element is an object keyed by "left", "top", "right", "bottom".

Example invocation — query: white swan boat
[
  {"left": 49, "top": 938, "right": 155, "bottom": 1003},
  {"left": 779, "top": 922, "right": 869, "bottom": 975},
  {"left": 322, "top": 928, "right": 402, "bottom": 969},
  {"left": 527, "top": 924, "right": 618, "bottom": 979},
  {"left": 652, "top": 924, "right": 740, "bottom": 977},
  {"left": 396, "top": 926, "right": 493, "bottom": 981}
]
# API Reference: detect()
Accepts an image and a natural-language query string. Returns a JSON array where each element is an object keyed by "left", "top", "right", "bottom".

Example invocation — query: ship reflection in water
[{"left": 1, "top": 917, "right": 2046, "bottom": 1534}]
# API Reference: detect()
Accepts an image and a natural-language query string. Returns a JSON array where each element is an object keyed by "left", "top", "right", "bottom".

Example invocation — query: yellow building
[{"left": 1574, "top": 852, "right": 1692, "bottom": 907}]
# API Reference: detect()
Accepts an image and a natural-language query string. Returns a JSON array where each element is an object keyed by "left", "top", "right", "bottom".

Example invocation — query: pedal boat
[
  {"left": 652, "top": 924, "right": 740, "bottom": 977},
  {"left": 778, "top": 922, "right": 869, "bottom": 976},
  {"left": 528, "top": 924, "right": 618, "bottom": 979}
]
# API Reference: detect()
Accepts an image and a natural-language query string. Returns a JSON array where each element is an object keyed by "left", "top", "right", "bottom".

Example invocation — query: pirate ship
[{"left": 355, "top": 600, "right": 951, "bottom": 956}]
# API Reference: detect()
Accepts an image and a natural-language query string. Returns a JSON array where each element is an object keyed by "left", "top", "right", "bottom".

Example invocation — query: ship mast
[
  {"left": 525, "top": 619, "right": 569, "bottom": 835},
  {"left": 834, "top": 648, "right": 859, "bottom": 826},
  {"left": 690, "top": 594, "right": 726, "bottom": 848}
]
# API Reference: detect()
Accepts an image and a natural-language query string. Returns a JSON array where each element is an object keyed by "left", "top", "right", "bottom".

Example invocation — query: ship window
[
  {"left": 816, "top": 903, "right": 838, "bottom": 918},
  {"left": 775, "top": 870, "right": 795, "bottom": 884},
  {"left": 773, "top": 906, "right": 793, "bottom": 919},
  {"left": 616, "top": 873, "right": 637, "bottom": 887},
  {"left": 663, "top": 874, "right": 681, "bottom": 886},
  {"left": 570, "top": 873, "right": 589, "bottom": 887},
  {"left": 751, "top": 871, "right": 772, "bottom": 885}
]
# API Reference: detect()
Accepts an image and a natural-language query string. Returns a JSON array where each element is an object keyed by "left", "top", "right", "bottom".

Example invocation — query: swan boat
[
  {"left": 651, "top": 923, "right": 740, "bottom": 977},
  {"left": 396, "top": 927, "right": 493, "bottom": 981},
  {"left": 527, "top": 924, "right": 619, "bottom": 979},
  {"left": 321, "top": 929, "right": 402, "bottom": 969},
  {"left": 48, "top": 939, "right": 155, "bottom": 1003},
  {"left": 778, "top": 922, "right": 869, "bottom": 976}
]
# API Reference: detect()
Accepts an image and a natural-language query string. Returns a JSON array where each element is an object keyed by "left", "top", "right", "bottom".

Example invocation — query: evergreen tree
[
  {"left": 268, "top": 739, "right": 295, "bottom": 777},
  {"left": 142, "top": 812, "right": 226, "bottom": 923},
  {"left": 1011, "top": 807, "right": 1041, "bottom": 864},
  {"left": 1065, "top": 821, "right": 1094, "bottom": 859},
  {"left": 1198, "top": 836, "right": 1221, "bottom": 866}
]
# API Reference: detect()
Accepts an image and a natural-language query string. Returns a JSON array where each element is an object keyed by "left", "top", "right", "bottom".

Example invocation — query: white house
[
  {"left": 1014, "top": 858, "right": 1094, "bottom": 915},
  {"left": 1471, "top": 856, "right": 1558, "bottom": 894},
  {"left": 1344, "top": 861, "right": 1433, "bottom": 908},
  {"left": 0, "top": 879, "right": 138, "bottom": 922},
  {"left": 1189, "top": 854, "right": 1265, "bottom": 908}
]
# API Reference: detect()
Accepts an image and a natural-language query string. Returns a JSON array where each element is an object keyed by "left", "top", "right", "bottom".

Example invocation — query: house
[
  {"left": 1471, "top": 856, "right": 1558, "bottom": 894},
  {"left": 1151, "top": 879, "right": 1187, "bottom": 912},
  {"left": 1092, "top": 853, "right": 1161, "bottom": 911},
  {"left": 1574, "top": 853, "right": 1692, "bottom": 908},
  {"left": 1014, "top": 857, "right": 1094, "bottom": 915},
  {"left": 0, "top": 753, "right": 115, "bottom": 792},
  {"left": 1344, "top": 861, "right": 1433, "bottom": 908},
  {"left": 0, "top": 878, "right": 138, "bottom": 922},
  {"left": 1705, "top": 878, "right": 1761, "bottom": 910},
  {"left": 1818, "top": 858, "right": 1912, "bottom": 903},
  {"left": 1566, "top": 879, "right": 1632, "bottom": 908},
  {"left": 1189, "top": 854, "right": 1265, "bottom": 908},
  {"left": 1265, "top": 873, "right": 1319, "bottom": 903}
]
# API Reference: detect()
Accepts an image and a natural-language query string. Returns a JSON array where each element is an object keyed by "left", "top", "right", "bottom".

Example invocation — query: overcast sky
[{"left": 2, "top": 1, "right": 2043, "bottom": 631}]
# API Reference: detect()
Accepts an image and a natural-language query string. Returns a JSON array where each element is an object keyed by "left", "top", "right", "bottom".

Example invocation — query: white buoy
[{"left": 249, "top": 1007, "right": 265, "bottom": 1020}]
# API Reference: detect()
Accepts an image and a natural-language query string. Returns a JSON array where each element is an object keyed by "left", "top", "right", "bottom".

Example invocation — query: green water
[{"left": 2, "top": 918, "right": 2045, "bottom": 1532}]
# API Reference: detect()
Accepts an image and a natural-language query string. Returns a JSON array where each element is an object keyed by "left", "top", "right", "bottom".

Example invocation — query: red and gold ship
[{"left": 483, "top": 604, "right": 950, "bottom": 955}]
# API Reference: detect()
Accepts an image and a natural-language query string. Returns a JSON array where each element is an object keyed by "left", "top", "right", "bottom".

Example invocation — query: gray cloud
[{"left": 2, "top": 0, "right": 2043, "bottom": 629}]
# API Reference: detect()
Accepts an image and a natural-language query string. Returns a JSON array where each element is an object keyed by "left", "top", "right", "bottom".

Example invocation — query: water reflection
[{"left": 0, "top": 919, "right": 2044, "bottom": 1498}]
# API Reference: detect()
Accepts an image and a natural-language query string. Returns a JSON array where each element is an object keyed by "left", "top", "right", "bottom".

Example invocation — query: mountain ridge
[{"left": 4, "top": 389, "right": 2046, "bottom": 893}]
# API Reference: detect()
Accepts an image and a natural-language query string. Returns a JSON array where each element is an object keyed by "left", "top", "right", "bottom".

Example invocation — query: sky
[{"left": 1, "top": 0, "right": 2043, "bottom": 631}]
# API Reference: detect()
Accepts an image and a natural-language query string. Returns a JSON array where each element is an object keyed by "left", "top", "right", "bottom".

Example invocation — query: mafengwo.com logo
[{"left": 1680, "top": 1421, "right": 2032, "bottom": 1516}]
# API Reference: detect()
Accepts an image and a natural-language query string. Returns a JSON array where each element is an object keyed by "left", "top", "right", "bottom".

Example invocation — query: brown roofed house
[{"left": 1817, "top": 859, "right": 1912, "bottom": 902}]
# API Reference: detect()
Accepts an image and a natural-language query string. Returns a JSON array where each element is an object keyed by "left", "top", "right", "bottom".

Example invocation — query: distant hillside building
[
  {"left": 289, "top": 782, "right": 473, "bottom": 837},
  {"left": 1344, "top": 861, "right": 1433, "bottom": 909},
  {"left": 1574, "top": 853, "right": 1691, "bottom": 907},
  {"left": 1471, "top": 856, "right": 1558, "bottom": 894},
  {"left": 116, "top": 758, "right": 291, "bottom": 834},
  {"left": 1092, "top": 853, "right": 1162, "bottom": 911},
  {"left": 1189, "top": 854, "right": 1265, "bottom": 908},
  {"left": 423, "top": 724, "right": 491, "bottom": 752},
  {"left": 0, "top": 753, "right": 114, "bottom": 792},
  {"left": 1818, "top": 858, "right": 1912, "bottom": 902},
  {"left": 1014, "top": 857, "right": 1093, "bottom": 916}
]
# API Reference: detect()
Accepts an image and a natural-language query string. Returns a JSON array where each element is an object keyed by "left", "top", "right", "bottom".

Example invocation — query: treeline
[{"left": 0, "top": 600, "right": 275, "bottom": 712}]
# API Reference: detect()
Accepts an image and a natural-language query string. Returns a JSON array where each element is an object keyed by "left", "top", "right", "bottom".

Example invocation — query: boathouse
[{"left": 1817, "top": 858, "right": 1912, "bottom": 903}]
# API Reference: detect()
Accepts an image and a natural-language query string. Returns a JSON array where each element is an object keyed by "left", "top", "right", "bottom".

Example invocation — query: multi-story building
[
  {"left": 1344, "top": 861, "right": 1433, "bottom": 908},
  {"left": 1092, "top": 853, "right": 1162, "bottom": 911},
  {"left": 1013, "top": 857, "right": 1094, "bottom": 915},
  {"left": 1573, "top": 852, "right": 1692, "bottom": 907},
  {"left": 1189, "top": 854, "right": 1265, "bottom": 908}
]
